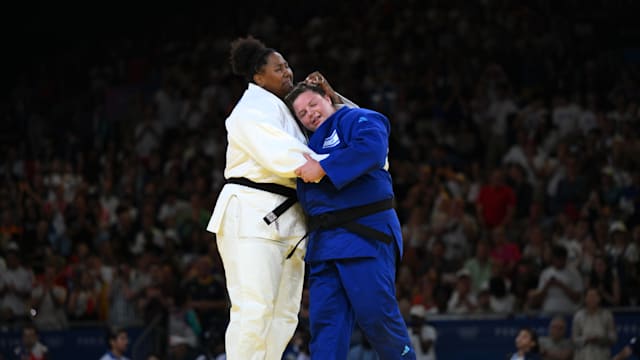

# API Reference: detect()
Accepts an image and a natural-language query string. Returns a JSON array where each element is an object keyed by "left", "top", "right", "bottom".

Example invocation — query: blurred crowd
[{"left": 1, "top": 0, "right": 640, "bottom": 359}]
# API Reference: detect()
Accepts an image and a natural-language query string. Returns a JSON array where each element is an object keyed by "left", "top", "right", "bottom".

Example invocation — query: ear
[{"left": 253, "top": 72, "right": 264, "bottom": 87}]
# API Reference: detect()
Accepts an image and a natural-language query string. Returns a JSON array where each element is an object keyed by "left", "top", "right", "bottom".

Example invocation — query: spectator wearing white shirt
[
  {"left": 529, "top": 245, "right": 583, "bottom": 314},
  {"left": 447, "top": 269, "right": 477, "bottom": 314},
  {"left": 0, "top": 242, "right": 33, "bottom": 324},
  {"left": 408, "top": 305, "right": 437, "bottom": 360}
]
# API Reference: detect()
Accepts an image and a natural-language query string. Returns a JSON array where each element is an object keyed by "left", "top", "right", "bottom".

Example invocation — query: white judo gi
[{"left": 207, "top": 83, "right": 318, "bottom": 360}]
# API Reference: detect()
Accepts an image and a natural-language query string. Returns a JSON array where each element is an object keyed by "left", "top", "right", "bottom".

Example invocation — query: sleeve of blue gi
[{"left": 320, "top": 111, "right": 389, "bottom": 189}]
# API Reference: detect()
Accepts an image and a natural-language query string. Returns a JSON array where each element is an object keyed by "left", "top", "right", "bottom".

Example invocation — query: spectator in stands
[
  {"left": 107, "top": 261, "right": 142, "bottom": 328},
  {"left": 539, "top": 316, "right": 573, "bottom": 360},
  {"left": 475, "top": 285, "right": 492, "bottom": 313},
  {"left": 407, "top": 304, "right": 437, "bottom": 360},
  {"left": 447, "top": 269, "right": 477, "bottom": 314},
  {"left": 66, "top": 267, "right": 101, "bottom": 322},
  {"left": 138, "top": 261, "right": 170, "bottom": 327},
  {"left": 410, "top": 273, "right": 439, "bottom": 315},
  {"left": 438, "top": 197, "right": 476, "bottom": 268},
  {"left": 522, "top": 224, "right": 551, "bottom": 270},
  {"left": 182, "top": 256, "right": 227, "bottom": 343},
  {"left": 13, "top": 323, "right": 48, "bottom": 360},
  {"left": 167, "top": 291, "right": 201, "bottom": 351},
  {"left": 485, "top": 83, "right": 518, "bottom": 169},
  {"left": 108, "top": 205, "right": 137, "bottom": 262},
  {"left": 475, "top": 168, "right": 516, "bottom": 230},
  {"left": 30, "top": 262, "right": 68, "bottom": 330},
  {"left": 0, "top": 242, "right": 33, "bottom": 325},
  {"left": 489, "top": 226, "right": 522, "bottom": 276},
  {"left": 605, "top": 221, "right": 634, "bottom": 306},
  {"left": 505, "top": 162, "right": 534, "bottom": 222},
  {"left": 587, "top": 254, "right": 621, "bottom": 307},
  {"left": 572, "top": 287, "right": 617, "bottom": 360},
  {"left": 502, "top": 131, "right": 545, "bottom": 189},
  {"left": 131, "top": 210, "right": 166, "bottom": 256},
  {"left": 511, "top": 259, "right": 541, "bottom": 312},
  {"left": 487, "top": 276, "right": 515, "bottom": 314},
  {"left": 529, "top": 245, "right": 583, "bottom": 314},
  {"left": 463, "top": 239, "right": 493, "bottom": 293}
]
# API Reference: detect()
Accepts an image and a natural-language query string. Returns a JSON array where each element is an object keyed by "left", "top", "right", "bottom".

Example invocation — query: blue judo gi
[{"left": 297, "top": 106, "right": 415, "bottom": 359}]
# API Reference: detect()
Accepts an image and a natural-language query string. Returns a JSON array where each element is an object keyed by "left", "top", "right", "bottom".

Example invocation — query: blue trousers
[{"left": 308, "top": 241, "right": 415, "bottom": 359}]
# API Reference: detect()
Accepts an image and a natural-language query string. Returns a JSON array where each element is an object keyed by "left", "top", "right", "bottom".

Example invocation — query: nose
[{"left": 304, "top": 109, "right": 314, "bottom": 123}]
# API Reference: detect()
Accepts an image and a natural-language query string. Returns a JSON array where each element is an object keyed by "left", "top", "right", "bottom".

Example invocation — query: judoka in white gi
[{"left": 206, "top": 36, "right": 319, "bottom": 360}]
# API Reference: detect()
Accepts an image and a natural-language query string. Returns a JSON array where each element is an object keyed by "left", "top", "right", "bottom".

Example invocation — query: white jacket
[{"left": 207, "top": 83, "right": 319, "bottom": 239}]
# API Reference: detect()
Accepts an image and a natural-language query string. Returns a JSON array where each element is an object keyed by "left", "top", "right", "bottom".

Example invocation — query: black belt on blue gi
[
  {"left": 226, "top": 177, "right": 297, "bottom": 225},
  {"left": 286, "top": 198, "right": 394, "bottom": 259}
]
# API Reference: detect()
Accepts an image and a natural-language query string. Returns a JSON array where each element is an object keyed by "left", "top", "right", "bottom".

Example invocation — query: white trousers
[{"left": 216, "top": 197, "right": 305, "bottom": 360}]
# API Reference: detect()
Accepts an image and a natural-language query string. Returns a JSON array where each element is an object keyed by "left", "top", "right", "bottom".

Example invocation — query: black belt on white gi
[
  {"left": 286, "top": 198, "right": 394, "bottom": 259},
  {"left": 226, "top": 177, "right": 297, "bottom": 225}
]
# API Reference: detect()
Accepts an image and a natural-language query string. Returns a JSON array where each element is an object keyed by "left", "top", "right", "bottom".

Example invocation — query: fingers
[
  {"left": 305, "top": 71, "right": 325, "bottom": 85},
  {"left": 303, "top": 153, "right": 313, "bottom": 161}
]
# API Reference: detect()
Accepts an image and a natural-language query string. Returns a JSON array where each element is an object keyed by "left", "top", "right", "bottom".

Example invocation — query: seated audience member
[{"left": 538, "top": 316, "right": 573, "bottom": 360}]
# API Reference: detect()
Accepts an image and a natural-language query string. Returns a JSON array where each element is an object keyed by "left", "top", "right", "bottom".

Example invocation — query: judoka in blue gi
[{"left": 286, "top": 82, "right": 416, "bottom": 359}]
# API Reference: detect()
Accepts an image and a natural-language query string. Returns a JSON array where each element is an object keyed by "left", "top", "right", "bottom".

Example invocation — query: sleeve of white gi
[{"left": 227, "top": 108, "right": 327, "bottom": 179}]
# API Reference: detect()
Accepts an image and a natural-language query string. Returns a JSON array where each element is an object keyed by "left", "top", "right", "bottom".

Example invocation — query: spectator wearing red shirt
[{"left": 476, "top": 168, "right": 517, "bottom": 229}]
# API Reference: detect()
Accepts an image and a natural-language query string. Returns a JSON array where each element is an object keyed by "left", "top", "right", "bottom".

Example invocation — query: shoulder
[
  {"left": 337, "top": 107, "right": 389, "bottom": 129},
  {"left": 572, "top": 308, "right": 586, "bottom": 320},
  {"left": 230, "top": 85, "right": 285, "bottom": 118},
  {"left": 538, "top": 336, "right": 551, "bottom": 346},
  {"left": 351, "top": 107, "right": 387, "bottom": 120},
  {"left": 599, "top": 308, "right": 614, "bottom": 319}
]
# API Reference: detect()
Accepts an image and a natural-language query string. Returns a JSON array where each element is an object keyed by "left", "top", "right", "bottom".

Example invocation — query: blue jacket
[{"left": 297, "top": 106, "right": 403, "bottom": 262}]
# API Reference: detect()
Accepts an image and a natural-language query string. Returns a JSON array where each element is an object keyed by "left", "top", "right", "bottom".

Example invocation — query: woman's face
[
  {"left": 585, "top": 288, "right": 601, "bottom": 309},
  {"left": 291, "top": 90, "right": 335, "bottom": 132},
  {"left": 254, "top": 52, "right": 293, "bottom": 99}
]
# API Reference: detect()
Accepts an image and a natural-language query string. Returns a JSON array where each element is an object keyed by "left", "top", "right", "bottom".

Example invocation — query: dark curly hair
[{"left": 229, "top": 36, "right": 275, "bottom": 82}]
